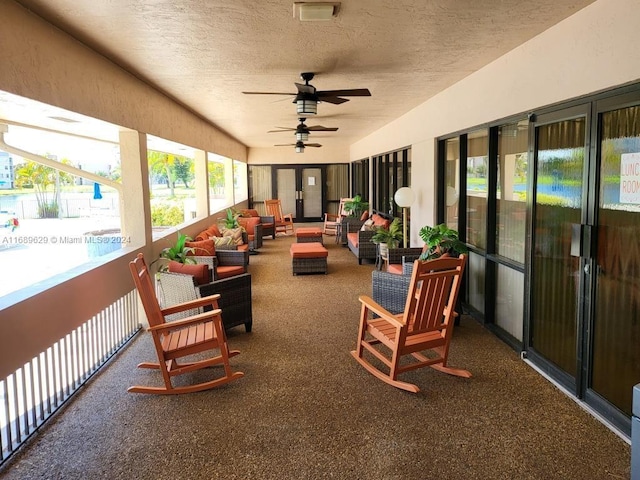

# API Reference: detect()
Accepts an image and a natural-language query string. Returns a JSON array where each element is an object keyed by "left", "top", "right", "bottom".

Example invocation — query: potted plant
[
  {"left": 221, "top": 208, "right": 240, "bottom": 229},
  {"left": 158, "top": 232, "right": 196, "bottom": 268},
  {"left": 343, "top": 195, "right": 369, "bottom": 218},
  {"left": 418, "top": 223, "right": 468, "bottom": 260},
  {"left": 372, "top": 217, "right": 403, "bottom": 258}
]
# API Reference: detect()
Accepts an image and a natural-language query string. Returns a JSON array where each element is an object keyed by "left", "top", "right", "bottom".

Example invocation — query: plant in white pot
[{"left": 372, "top": 217, "right": 404, "bottom": 259}]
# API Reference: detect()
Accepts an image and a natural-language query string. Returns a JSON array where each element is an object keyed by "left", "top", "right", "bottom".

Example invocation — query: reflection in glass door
[
  {"left": 590, "top": 104, "right": 640, "bottom": 419},
  {"left": 530, "top": 114, "right": 586, "bottom": 386}
]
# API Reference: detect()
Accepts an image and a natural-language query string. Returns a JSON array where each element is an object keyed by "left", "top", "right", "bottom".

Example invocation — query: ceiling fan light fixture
[
  {"left": 293, "top": 2, "right": 340, "bottom": 21},
  {"left": 295, "top": 144, "right": 305, "bottom": 153},
  {"left": 296, "top": 131, "right": 309, "bottom": 142},
  {"left": 296, "top": 98, "right": 317, "bottom": 115}
]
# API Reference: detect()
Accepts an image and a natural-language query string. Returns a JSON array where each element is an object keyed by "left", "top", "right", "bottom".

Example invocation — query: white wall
[{"left": 351, "top": 0, "right": 640, "bottom": 246}]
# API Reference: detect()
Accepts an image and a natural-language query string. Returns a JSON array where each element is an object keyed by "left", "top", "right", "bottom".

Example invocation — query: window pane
[
  {"left": 592, "top": 106, "right": 640, "bottom": 416},
  {"left": 467, "top": 130, "right": 488, "bottom": 249},
  {"left": 208, "top": 153, "right": 230, "bottom": 214},
  {"left": 147, "top": 135, "right": 197, "bottom": 229},
  {"left": 496, "top": 121, "right": 528, "bottom": 263},
  {"left": 445, "top": 138, "right": 459, "bottom": 230},
  {"left": 248, "top": 165, "right": 272, "bottom": 215},
  {"left": 233, "top": 160, "right": 248, "bottom": 203},
  {"left": 1, "top": 123, "right": 123, "bottom": 297},
  {"left": 495, "top": 265, "right": 524, "bottom": 341},
  {"left": 326, "top": 164, "right": 349, "bottom": 215}
]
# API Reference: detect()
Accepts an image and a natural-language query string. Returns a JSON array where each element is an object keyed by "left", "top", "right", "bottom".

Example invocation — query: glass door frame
[
  {"left": 524, "top": 103, "right": 592, "bottom": 398},
  {"left": 582, "top": 89, "right": 640, "bottom": 435},
  {"left": 271, "top": 165, "right": 326, "bottom": 222}
]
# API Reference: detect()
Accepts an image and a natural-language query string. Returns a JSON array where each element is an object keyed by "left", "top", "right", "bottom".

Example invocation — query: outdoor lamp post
[{"left": 394, "top": 187, "right": 414, "bottom": 248}]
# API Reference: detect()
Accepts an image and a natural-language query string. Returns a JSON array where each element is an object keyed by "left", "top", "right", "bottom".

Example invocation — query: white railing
[{"left": 0, "top": 290, "right": 141, "bottom": 464}]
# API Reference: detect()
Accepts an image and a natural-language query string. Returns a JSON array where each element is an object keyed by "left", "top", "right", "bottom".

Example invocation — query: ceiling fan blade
[
  {"left": 274, "top": 143, "right": 295, "bottom": 147},
  {"left": 307, "top": 126, "right": 338, "bottom": 131},
  {"left": 268, "top": 127, "right": 296, "bottom": 133},
  {"left": 305, "top": 143, "right": 322, "bottom": 147},
  {"left": 295, "top": 83, "right": 316, "bottom": 94},
  {"left": 242, "top": 91, "right": 295, "bottom": 96},
  {"left": 319, "top": 96, "right": 349, "bottom": 105},
  {"left": 318, "top": 88, "right": 371, "bottom": 97}
]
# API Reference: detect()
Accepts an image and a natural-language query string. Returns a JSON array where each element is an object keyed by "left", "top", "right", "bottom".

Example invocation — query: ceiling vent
[{"left": 293, "top": 2, "right": 340, "bottom": 21}]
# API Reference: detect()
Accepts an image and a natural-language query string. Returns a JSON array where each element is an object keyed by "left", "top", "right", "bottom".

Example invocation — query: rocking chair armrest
[
  {"left": 160, "top": 293, "right": 221, "bottom": 316},
  {"left": 151, "top": 307, "right": 223, "bottom": 332},
  {"left": 358, "top": 295, "right": 405, "bottom": 328}
]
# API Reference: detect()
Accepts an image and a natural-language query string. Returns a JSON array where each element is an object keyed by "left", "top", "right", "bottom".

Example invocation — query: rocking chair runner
[
  {"left": 128, "top": 253, "right": 244, "bottom": 394},
  {"left": 265, "top": 199, "right": 294, "bottom": 235},
  {"left": 351, "top": 255, "right": 469, "bottom": 393}
]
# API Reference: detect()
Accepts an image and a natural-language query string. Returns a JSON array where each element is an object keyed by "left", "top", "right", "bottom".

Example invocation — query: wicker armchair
[
  {"left": 384, "top": 247, "right": 424, "bottom": 273},
  {"left": 347, "top": 228, "right": 378, "bottom": 264},
  {"left": 372, "top": 269, "right": 412, "bottom": 314},
  {"left": 156, "top": 271, "right": 253, "bottom": 332},
  {"left": 372, "top": 258, "right": 462, "bottom": 324},
  {"left": 193, "top": 249, "right": 249, "bottom": 280},
  {"left": 339, "top": 216, "right": 366, "bottom": 245}
]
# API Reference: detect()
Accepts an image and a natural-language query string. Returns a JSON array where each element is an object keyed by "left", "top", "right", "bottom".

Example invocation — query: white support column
[
  {"left": 119, "top": 129, "right": 151, "bottom": 247},
  {"left": 194, "top": 149, "right": 209, "bottom": 218}
]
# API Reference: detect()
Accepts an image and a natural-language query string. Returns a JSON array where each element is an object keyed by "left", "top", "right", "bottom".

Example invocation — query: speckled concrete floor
[{"left": 0, "top": 232, "right": 631, "bottom": 479}]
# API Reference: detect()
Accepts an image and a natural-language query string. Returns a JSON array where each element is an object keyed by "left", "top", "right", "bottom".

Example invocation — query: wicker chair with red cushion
[{"left": 347, "top": 213, "right": 391, "bottom": 265}]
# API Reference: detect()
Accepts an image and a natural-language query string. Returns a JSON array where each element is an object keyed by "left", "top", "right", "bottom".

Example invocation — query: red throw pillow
[
  {"left": 360, "top": 211, "right": 370, "bottom": 221},
  {"left": 168, "top": 261, "right": 209, "bottom": 285},
  {"left": 195, "top": 225, "right": 221, "bottom": 241},
  {"left": 185, "top": 239, "right": 215, "bottom": 256}
]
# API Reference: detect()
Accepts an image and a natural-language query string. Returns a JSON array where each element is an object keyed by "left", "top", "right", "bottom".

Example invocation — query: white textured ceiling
[{"left": 8, "top": 0, "right": 595, "bottom": 151}]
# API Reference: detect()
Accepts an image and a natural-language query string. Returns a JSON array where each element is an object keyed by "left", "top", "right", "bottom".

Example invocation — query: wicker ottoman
[
  {"left": 294, "top": 227, "right": 323, "bottom": 244},
  {"left": 290, "top": 242, "right": 328, "bottom": 275}
]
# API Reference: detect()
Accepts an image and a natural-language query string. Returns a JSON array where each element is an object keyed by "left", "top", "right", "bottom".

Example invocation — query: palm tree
[{"left": 14, "top": 159, "right": 75, "bottom": 218}]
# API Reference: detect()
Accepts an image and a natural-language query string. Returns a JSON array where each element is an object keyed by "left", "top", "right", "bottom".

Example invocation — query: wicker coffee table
[{"left": 290, "top": 241, "right": 328, "bottom": 275}]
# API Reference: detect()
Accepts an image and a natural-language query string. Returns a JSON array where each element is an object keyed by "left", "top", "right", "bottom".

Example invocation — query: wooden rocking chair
[
  {"left": 323, "top": 197, "right": 351, "bottom": 236},
  {"left": 351, "top": 255, "right": 469, "bottom": 393},
  {"left": 128, "top": 253, "right": 244, "bottom": 394},
  {"left": 265, "top": 199, "right": 294, "bottom": 235}
]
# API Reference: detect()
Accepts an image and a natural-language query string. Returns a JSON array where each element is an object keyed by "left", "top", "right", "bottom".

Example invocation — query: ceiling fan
[
  {"left": 268, "top": 117, "right": 338, "bottom": 141},
  {"left": 243, "top": 72, "right": 371, "bottom": 115},
  {"left": 275, "top": 140, "right": 322, "bottom": 153}
]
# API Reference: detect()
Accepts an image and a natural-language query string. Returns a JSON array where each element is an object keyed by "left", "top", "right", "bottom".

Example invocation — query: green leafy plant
[
  {"left": 343, "top": 195, "right": 369, "bottom": 217},
  {"left": 418, "top": 223, "right": 468, "bottom": 260},
  {"left": 159, "top": 232, "right": 196, "bottom": 266},
  {"left": 221, "top": 208, "right": 240, "bottom": 229},
  {"left": 371, "top": 217, "right": 403, "bottom": 249}
]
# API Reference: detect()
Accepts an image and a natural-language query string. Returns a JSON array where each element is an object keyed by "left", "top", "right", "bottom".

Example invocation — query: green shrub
[{"left": 151, "top": 203, "right": 184, "bottom": 226}]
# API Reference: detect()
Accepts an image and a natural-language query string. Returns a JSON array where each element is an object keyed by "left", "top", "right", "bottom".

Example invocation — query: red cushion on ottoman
[
  {"left": 290, "top": 242, "right": 328, "bottom": 258},
  {"left": 295, "top": 227, "right": 322, "bottom": 238}
]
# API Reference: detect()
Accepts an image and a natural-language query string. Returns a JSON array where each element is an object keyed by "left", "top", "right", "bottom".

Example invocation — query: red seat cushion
[
  {"left": 386, "top": 264, "right": 404, "bottom": 275},
  {"left": 216, "top": 265, "right": 245, "bottom": 279},
  {"left": 168, "top": 261, "right": 210, "bottom": 285},
  {"left": 347, "top": 232, "right": 359, "bottom": 248}
]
